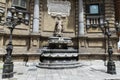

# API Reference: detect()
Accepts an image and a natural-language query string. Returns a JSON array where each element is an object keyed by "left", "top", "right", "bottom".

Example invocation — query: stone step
[
  {"left": 41, "top": 49, "right": 78, "bottom": 53},
  {"left": 49, "top": 40, "right": 72, "bottom": 44},
  {"left": 49, "top": 37, "right": 71, "bottom": 40},
  {"left": 49, "top": 37, "right": 72, "bottom": 44},
  {"left": 41, "top": 53, "right": 78, "bottom": 57},
  {"left": 36, "top": 61, "right": 81, "bottom": 69},
  {"left": 39, "top": 61, "right": 80, "bottom": 65}
]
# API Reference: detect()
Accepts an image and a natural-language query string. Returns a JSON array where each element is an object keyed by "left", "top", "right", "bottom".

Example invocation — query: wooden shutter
[
  {"left": 20, "top": 0, "right": 26, "bottom": 8},
  {"left": 86, "top": 4, "right": 90, "bottom": 14},
  {"left": 12, "top": 0, "right": 27, "bottom": 9},
  {"left": 115, "top": 0, "right": 120, "bottom": 21},
  {"left": 12, "top": 0, "right": 19, "bottom": 6},
  {"left": 99, "top": 3, "right": 104, "bottom": 15}
]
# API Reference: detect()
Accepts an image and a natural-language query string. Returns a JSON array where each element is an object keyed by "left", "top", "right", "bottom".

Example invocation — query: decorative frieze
[{"left": 47, "top": 0, "right": 71, "bottom": 17}]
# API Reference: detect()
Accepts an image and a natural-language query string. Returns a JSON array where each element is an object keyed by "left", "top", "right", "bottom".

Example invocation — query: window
[
  {"left": 89, "top": 4, "right": 99, "bottom": 14},
  {"left": 85, "top": 0, "right": 104, "bottom": 32},
  {"left": 86, "top": 4, "right": 100, "bottom": 15},
  {"left": 12, "top": 0, "right": 27, "bottom": 9}
]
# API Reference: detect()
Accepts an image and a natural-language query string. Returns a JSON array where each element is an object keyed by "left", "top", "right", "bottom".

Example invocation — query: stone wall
[
  {"left": 40, "top": 0, "right": 76, "bottom": 37},
  {"left": 77, "top": 0, "right": 118, "bottom": 54},
  {"left": 0, "top": 0, "right": 118, "bottom": 54}
]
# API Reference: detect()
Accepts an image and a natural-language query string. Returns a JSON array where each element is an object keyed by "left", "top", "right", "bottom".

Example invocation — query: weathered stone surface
[
  {"left": 38, "top": 36, "right": 78, "bottom": 68},
  {"left": 1, "top": 60, "right": 120, "bottom": 80},
  {"left": 0, "top": 0, "right": 118, "bottom": 55}
]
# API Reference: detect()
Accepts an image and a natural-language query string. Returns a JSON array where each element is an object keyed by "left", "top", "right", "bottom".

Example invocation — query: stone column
[
  {"left": 79, "top": 0, "right": 84, "bottom": 36},
  {"left": 33, "top": 0, "right": 39, "bottom": 33}
]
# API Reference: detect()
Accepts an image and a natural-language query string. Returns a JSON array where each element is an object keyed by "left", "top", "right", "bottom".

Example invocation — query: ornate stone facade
[{"left": 0, "top": 0, "right": 118, "bottom": 56}]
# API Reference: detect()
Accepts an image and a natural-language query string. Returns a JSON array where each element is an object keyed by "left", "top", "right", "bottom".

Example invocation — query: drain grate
[
  {"left": 28, "top": 68, "right": 37, "bottom": 71},
  {"left": 9, "top": 78, "right": 18, "bottom": 80},
  {"left": 17, "top": 72, "right": 24, "bottom": 75}
]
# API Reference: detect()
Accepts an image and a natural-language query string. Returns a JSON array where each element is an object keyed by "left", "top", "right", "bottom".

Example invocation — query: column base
[
  {"left": 107, "top": 60, "right": 116, "bottom": 74},
  {"left": 2, "top": 62, "right": 14, "bottom": 78}
]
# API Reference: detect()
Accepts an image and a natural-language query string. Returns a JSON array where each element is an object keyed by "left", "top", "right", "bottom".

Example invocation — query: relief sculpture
[{"left": 47, "top": 0, "right": 71, "bottom": 36}]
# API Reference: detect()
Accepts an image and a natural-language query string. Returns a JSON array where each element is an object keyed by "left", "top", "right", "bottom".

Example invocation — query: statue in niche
[
  {"left": 47, "top": 0, "right": 71, "bottom": 37},
  {"left": 54, "top": 15, "right": 63, "bottom": 37}
]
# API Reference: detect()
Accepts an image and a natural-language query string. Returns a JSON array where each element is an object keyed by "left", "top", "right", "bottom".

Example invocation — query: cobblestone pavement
[{"left": 0, "top": 60, "right": 120, "bottom": 80}]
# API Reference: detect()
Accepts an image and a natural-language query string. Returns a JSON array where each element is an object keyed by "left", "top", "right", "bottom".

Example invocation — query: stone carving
[
  {"left": 54, "top": 15, "right": 63, "bottom": 37},
  {"left": 47, "top": 0, "right": 71, "bottom": 36},
  {"left": 37, "top": 1, "right": 79, "bottom": 68},
  {"left": 47, "top": 0, "right": 71, "bottom": 17},
  {"left": 37, "top": 37, "right": 79, "bottom": 68}
]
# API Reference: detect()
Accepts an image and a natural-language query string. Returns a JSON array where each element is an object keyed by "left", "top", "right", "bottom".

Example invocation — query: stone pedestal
[
  {"left": 107, "top": 60, "right": 116, "bottom": 74},
  {"left": 37, "top": 37, "right": 79, "bottom": 68},
  {"left": 2, "top": 62, "right": 14, "bottom": 78}
]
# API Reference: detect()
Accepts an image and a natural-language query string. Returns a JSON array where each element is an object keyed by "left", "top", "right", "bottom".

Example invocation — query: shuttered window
[
  {"left": 12, "top": 0, "right": 27, "bottom": 9},
  {"left": 85, "top": 0, "right": 105, "bottom": 30}
]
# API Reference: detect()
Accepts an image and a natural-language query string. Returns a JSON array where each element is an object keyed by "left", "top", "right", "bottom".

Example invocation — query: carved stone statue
[{"left": 54, "top": 16, "right": 63, "bottom": 37}]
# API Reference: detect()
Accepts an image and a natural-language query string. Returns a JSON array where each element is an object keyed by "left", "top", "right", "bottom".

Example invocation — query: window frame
[
  {"left": 12, "top": 0, "right": 27, "bottom": 9},
  {"left": 86, "top": 3, "right": 101, "bottom": 15},
  {"left": 89, "top": 4, "right": 100, "bottom": 15}
]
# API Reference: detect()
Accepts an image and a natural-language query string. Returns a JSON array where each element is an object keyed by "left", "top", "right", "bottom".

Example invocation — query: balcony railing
[{"left": 86, "top": 15, "right": 104, "bottom": 28}]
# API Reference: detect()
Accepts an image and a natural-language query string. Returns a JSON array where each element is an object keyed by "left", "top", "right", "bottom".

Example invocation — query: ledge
[
  {"left": 78, "top": 34, "right": 118, "bottom": 39},
  {"left": 78, "top": 53, "right": 120, "bottom": 55},
  {"left": 0, "top": 52, "right": 120, "bottom": 61},
  {"left": 30, "top": 32, "right": 41, "bottom": 36},
  {"left": 0, "top": 52, "right": 120, "bottom": 56}
]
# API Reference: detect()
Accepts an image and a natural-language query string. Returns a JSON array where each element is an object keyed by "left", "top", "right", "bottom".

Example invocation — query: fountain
[{"left": 37, "top": 0, "right": 79, "bottom": 69}]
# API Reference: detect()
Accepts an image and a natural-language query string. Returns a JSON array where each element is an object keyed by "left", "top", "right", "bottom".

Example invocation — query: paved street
[{"left": 0, "top": 60, "right": 120, "bottom": 80}]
